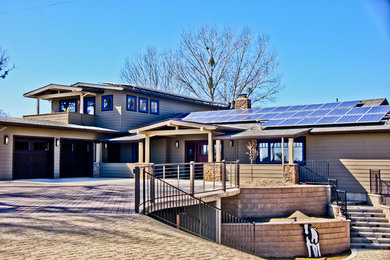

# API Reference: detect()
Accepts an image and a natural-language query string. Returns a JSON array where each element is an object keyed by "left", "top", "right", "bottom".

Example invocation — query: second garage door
[{"left": 60, "top": 139, "right": 93, "bottom": 178}]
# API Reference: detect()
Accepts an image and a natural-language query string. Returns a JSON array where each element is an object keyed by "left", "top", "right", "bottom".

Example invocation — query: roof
[
  {"left": 24, "top": 82, "right": 228, "bottom": 109},
  {"left": 101, "top": 134, "right": 148, "bottom": 142},
  {"left": 129, "top": 119, "right": 219, "bottom": 133},
  {"left": 0, "top": 116, "right": 119, "bottom": 134}
]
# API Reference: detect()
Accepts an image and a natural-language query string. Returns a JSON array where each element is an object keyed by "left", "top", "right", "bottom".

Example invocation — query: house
[
  {"left": 0, "top": 82, "right": 226, "bottom": 180},
  {"left": 1, "top": 82, "right": 390, "bottom": 198}
]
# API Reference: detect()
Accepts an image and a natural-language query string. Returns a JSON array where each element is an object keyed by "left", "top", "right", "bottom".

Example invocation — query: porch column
[
  {"left": 37, "top": 99, "right": 40, "bottom": 115},
  {"left": 80, "top": 94, "right": 84, "bottom": 114},
  {"left": 138, "top": 140, "right": 144, "bottom": 163},
  {"left": 216, "top": 139, "right": 222, "bottom": 162},
  {"left": 145, "top": 134, "right": 150, "bottom": 163},
  {"left": 281, "top": 138, "right": 285, "bottom": 167},
  {"left": 208, "top": 131, "right": 213, "bottom": 162},
  {"left": 288, "top": 137, "right": 294, "bottom": 164},
  {"left": 96, "top": 142, "right": 102, "bottom": 162}
]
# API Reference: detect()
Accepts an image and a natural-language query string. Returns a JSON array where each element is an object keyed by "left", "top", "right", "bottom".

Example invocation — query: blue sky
[{"left": 0, "top": 0, "right": 389, "bottom": 117}]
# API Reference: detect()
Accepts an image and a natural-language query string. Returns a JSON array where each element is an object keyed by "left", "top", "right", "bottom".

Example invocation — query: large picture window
[
  {"left": 101, "top": 95, "right": 113, "bottom": 111},
  {"left": 84, "top": 97, "right": 95, "bottom": 115},
  {"left": 126, "top": 95, "right": 137, "bottom": 111},
  {"left": 138, "top": 97, "right": 148, "bottom": 113},
  {"left": 257, "top": 138, "right": 304, "bottom": 164},
  {"left": 59, "top": 99, "right": 77, "bottom": 112},
  {"left": 150, "top": 99, "right": 159, "bottom": 114}
]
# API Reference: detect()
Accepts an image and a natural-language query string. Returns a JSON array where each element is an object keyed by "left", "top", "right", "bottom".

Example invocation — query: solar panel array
[{"left": 180, "top": 100, "right": 390, "bottom": 127}]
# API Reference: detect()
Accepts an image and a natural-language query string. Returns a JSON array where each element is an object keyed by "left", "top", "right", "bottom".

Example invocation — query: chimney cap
[{"left": 238, "top": 93, "right": 248, "bottom": 98}]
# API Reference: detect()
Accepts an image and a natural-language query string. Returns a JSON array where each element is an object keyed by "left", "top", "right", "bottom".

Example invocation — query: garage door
[
  {"left": 60, "top": 139, "right": 93, "bottom": 178},
  {"left": 13, "top": 136, "right": 54, "bottom": 179}
]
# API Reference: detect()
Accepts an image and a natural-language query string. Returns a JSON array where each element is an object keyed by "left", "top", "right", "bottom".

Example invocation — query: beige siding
[
  {"left": 95, "top": 90, "right": 122, "bottom": 131},
  {"left": 306, "top": 133, "right": 390, "bottom": 193},
  {"left": 0, "top": 126, "right": 101, "bottom": 180},
  {"left": 167, "top": 135, "right": 209, "bottom": 163},
  {"left": 240, "top": 164, "right": 283, "bottom": 182},
  {"left": 223, "top": 139, "right": 255, "bottom": 164},
  {"left": 100, "top": 163, "right": 136, "bottom": 178},
  {"left": 150, "top": 138, "right": 168, "bottom": 164}
]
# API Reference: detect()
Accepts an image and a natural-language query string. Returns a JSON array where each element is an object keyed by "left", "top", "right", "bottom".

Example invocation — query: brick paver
[
  {"left": 350, "top": 249, "right": 390, "bottom": 259},
  {"left": 0, "top": 214, "right": 261, "bottom": 259}
]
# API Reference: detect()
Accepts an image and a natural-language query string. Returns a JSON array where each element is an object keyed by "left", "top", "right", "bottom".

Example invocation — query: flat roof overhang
[{"left": 214, "top": 128, "right": 311, "bottom": 140}]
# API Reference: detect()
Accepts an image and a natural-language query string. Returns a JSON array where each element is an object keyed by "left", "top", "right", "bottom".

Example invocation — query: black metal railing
[
  {"left": 370, "top": 169, "right": 390, "bottom": 206},
  {"left": 299, "top": 160, "right": 329, "bottom": 184},
  {"left": 134, "top": 165, "right": 256, "bottom": 255},
  {"left": 336, "top": 189, "right": 349, "bottom": 219}
]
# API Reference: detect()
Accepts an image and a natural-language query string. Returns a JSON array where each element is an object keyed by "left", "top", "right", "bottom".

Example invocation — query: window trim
[
  {"left": 150, "top": 99, "right": 159, "bottom": 115},
  {"left": 101, "top": 95, "right": 113, "bottom": 111},
  {"left": 84, "top": 97, "right": 95, "bottom": 115},
  {"left": 59, "top": 99, "right": 77, "bottom": 113},
  {"left": 138, "top": 97, "right": 148, "bottom": 113},
  {"left": 256, "top": 138, "right": 305, "bottom": 164},
  {"left": 126, "top": 95, "right": 137, "bottom": 111}
]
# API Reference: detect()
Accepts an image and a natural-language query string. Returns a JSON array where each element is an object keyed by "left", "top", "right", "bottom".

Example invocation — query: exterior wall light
[
  {"left": 55, "top": 138, "right": 60, "bottom": 147},
  {"left": 4, "top": 135, "right": 9, "bottom": 145},
  {"left": 104, "top": 143, "right": 108, "bottom": 149},
  {"left": 230, "top": 140, "right": 234, "bottom": 147},
  {"left": 175, "top": 140, "right": 179, "bottom": 148}
]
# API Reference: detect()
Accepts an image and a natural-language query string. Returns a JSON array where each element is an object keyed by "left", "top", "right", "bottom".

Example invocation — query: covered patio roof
[{"left": 214, "top": 127, "right": 311, "bottom": 140}]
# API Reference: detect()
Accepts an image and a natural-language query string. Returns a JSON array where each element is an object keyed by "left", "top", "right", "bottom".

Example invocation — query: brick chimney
[{"left": 234, "top": 93, "right": 251, "bottom": 109}]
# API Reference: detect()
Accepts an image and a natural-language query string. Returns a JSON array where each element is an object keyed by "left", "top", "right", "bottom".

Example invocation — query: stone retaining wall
[{"left": 222, "top": 186, "right": 331, "bottom": 218}]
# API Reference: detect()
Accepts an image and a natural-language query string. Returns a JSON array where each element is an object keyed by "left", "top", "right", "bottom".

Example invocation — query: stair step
[
  {"left": 351, "top": 237, "right": 390, "bottom": 243},
  {"left": 351, "top": 242, "right": 390, "bottom": 249},
  {"left": 351, "top": 221, "right": 390, "bottom": 227},
  {"left": 351, "top": 231, "right": 390, "bottom": 238},
  {"left": 351, "top": 226, "right": 390, "bottom": 233},
  {"left": 350, "top": 217, "right": 389, "bottom": 223},
  {"left": 348, "top": 206, "right": 383, "bottom": 213},
  {"left": 347, "top": 201, "right": 367, "bottom": 206},
  {"left": 349, "top": 212, "right": 386, "bottom": 218}
]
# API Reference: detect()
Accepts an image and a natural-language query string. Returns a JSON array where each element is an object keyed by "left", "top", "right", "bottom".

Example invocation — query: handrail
[
  {"left": 134, "top": 162, "right": 256, "bottom": 255},
  {"left": 370, "top": 169, "right": 390, "bottom": 206}
]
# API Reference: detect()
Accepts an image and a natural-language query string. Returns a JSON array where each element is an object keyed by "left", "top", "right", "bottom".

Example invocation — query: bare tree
[
  {"left": 0, "top": 47, "right": 14, "bottom": 79},
  {"left": 120, "top": 47, "right": 186, "bottom": 94},
  {"left": 177, "top": 25, "right": 281, "bottom": 105},
  {"left": 246, "top": 140, "right": 259, "bottom": 181},
  {"left": 0, "top": 109, "right": 8, "bottom": 116}
]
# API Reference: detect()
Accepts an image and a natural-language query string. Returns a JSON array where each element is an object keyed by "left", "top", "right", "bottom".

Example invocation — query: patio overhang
[{"left": 214, "top": 127, "right": 311, "bottom": 140}]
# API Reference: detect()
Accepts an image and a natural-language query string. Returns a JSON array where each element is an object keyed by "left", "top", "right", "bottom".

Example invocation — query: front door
[{"left": 185, "top": 141, "right": 209, "bottom": 162}]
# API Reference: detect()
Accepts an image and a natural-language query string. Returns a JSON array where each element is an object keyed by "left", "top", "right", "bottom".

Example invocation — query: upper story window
[
  {"left": 139, "top": 97, "right": 148, "bottom": 113},
  {"left": 126, "top": 95, "right": 137, "bottom": 111},
  {"left": 101, "top": 95, "right": 113, "bottom": 111},
  {"left": 59, "top": 99, "right": 77, "bottom": 112},
  {"left": 257, "top": 138, "right": 305, "bottom": 164},
  {"left": 150, "top": 99, "right": 159, "bottom": 114},
  {"left": 84, "top": 97, "right": 95, "bottom": 115}
]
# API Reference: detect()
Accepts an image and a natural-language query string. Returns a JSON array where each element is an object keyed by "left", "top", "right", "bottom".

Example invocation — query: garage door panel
[{"left": 60, "top": 139, "right": 93, "bottom": 178}]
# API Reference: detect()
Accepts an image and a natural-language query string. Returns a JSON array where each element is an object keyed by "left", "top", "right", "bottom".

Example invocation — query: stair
[{"left": 349, "top": 205, "right": 390, "bottom": 249}]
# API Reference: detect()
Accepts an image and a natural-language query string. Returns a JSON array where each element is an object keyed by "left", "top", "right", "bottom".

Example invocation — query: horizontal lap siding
[
  {"left": 221, "top": 186, "right": 329, "bottom": 218},
  {"left": 239, "top": 164, "right": 283, "bottom": 182},
  {"left": 101, "top": 163, "right": 136, "bottom": 178},
  {"left": 95, "top": 90, "right": 122, "bottom": 131},
  {"left": 306, "top": 133, "right": 390, "bottom": 193}
]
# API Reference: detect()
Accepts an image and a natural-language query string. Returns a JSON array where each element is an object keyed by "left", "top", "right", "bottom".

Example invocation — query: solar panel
[
  {"left": 304, "top": 104, "right": 324, "bottom": 110},
  {"left": 258, "top": 107, "right": 276, "bottom": 113},
  {"left": 295, "top": 117, "right": 321, "bottom": 125},
  {"left": 286, "top": 105, "right": 307, "bottom": 112},
  {"left": 261, "top": 119, "right": 285, "bottom": 127},
  {"left": 347, "top": 107, "right": 370, "bottom": 115},
  {"left": 338, "top": 100, "right": 360, "bottom": 108},
  {"left": 319, "top": 102, "right": 340, "bottom": 110},
  {"left": 291, "top": 111, "right": 313, "bottom": 118},
  {"left": 278, "top": 118, "right": 302, "bottom": 126},
  {"left": 328, "top": 108, "right": 351, "bottom": 116},
  {"left": 272, "top": 106, "right": 291, "bottom": 112},
  {"left": 247, "top": 114, "right": 267, "bottom": 120},
  {"left": 273, "top": 112, "right": 297, "bottom": 119},
  {"left": 336, "top": 115, "right": 362, "bottom": 123},
  {"left": 260, "top": 113, "right": 281, "bottom": 120},
  {"left": 367, "top": 105, "right": 390, "bottom": 114},
  {"left": 316, "top": 116, "right": 341, "bottom": 124},
  {"left": 358, "top": 114, "right": 386, "bottom": 122},
  {"left": 309, "top": 109, "right": 332, "bottom": 117}
]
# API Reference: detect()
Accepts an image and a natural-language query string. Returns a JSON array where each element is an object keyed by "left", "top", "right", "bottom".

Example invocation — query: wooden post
[
  {"left": 145, "top": 134, "right": 150, "bottom": 163},
  {"left": 288, "top": 138, "right": 294, "bottom": 164},
  {"left": 216, "top": 139, "right": 221, "bottom": 162},
  {"left": 37, "top": 99, "right": 40, "bottom": 115},
  {"left": 96, "top": 142, "right": 102, "bottom": 162},
  {"left": 281, "top": 138, "right": 285, "bottom": 168},
  {"left": 138, "top": 141, "right": 144, "bottom": 163},
  {"left": 208, "top": 132, "right": 213, "bottom": 162},
  {"left": 80, "top": 94, "right": 84, "bottom": 114}
]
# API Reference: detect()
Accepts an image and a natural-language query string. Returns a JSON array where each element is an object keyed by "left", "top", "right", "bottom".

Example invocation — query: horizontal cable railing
[
  {"left": 134, "top": 164, "right": 256, "bottom": 255},
  {"left": 370, "top": 169, "right": 390, "bottom": 206},
  {"left": 299, "top": 160, "right": 330, "bottom": 184}
]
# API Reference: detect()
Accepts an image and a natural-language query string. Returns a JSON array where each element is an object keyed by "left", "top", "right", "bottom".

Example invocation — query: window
[
  {"left": 257, "top": 138, "right": 304, "bottom": 164},
  {"left": 101, "top": 95, "right": 113, "bottom": 111},
  {"left": 15, "top": 141, "right": 29, "bottom": 151},
  {"left": 84, "top": 97, "right": 95, "bottom": 115},
  {"left": 138, "top": 97, "right": 148, "bottom": 113},
  {"left": 59, "top": 99, "right": 77, "bottom": 112},
  {"left": 126, "top": 95, "right": 137, "bottom": 111},
  {"left": 34, "top": 142, "right": 48, "bottom": 151},
  {"left": 150, "top": 99, "right": 159, "bottom": 114}
]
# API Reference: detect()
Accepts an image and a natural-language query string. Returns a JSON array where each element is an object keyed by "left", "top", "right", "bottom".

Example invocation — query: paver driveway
[{"left": 0, "top": 178, "right": 135, "bottom": 214}]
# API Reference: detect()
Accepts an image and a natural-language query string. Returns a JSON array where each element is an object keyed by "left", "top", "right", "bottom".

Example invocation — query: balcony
[{"left": 23, "top": 112, "right": 96, "bottom": 126}]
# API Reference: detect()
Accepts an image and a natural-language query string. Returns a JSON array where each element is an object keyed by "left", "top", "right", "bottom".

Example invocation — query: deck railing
[
  {"left": 299, "top": 160, "right": 329, "bottom": 184},
  {"left": 370, "top": 169, "right": 390, "bottom": 206},
  {"left": 134, "top": 163, "right": 256, "bottom": 255}
]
